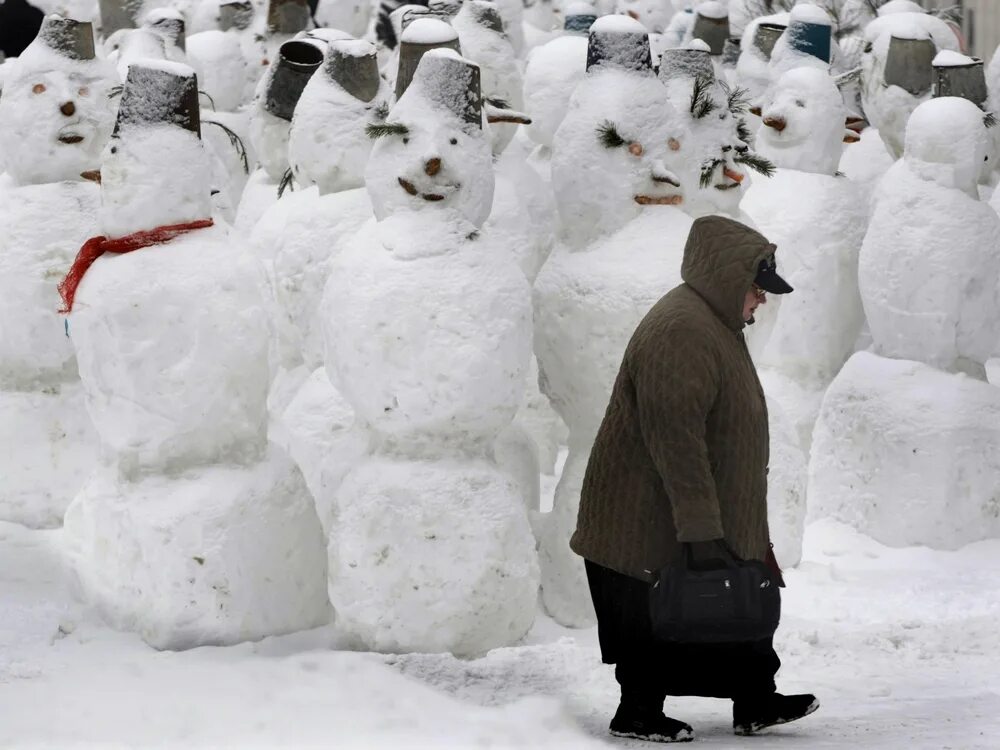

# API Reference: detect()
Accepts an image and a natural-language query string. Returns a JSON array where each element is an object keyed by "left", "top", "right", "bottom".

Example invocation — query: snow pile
[
  {"left": 808, "top": 352, "right": 1000, "bottom": 549},
  {"left": 320, "top": 52, "right": 538, "bottom": 655},
  {"left": 859, "top": 98, "right": 1000, "bottom": 372}
]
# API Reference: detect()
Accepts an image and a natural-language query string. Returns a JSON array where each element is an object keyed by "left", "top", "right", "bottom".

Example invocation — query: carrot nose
[
  {"left": 763, "top": 116, "right": 786, "bottom": 132},
  {"left": 424, "top": 158, "right": 441, "bottom": 176},
  {"left": 723, "top": 166, "right": 745, "bottom": 184},
  {"left": 749, "top": 105, "right": 762, "bottom": 117},
  {"left": 80, "top": 169, "right": 101, "bottom": 184},
  {"left": 61, "top": 101, "right": 76, "bottom": 117},
  {"left": 626, "top": 10, "right": 639, "bottom": 19}
]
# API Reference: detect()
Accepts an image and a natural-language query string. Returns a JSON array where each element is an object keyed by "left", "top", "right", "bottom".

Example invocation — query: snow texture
[
  {"left": 62, "top": 444, "right": 330, "bottom": 650},
  {"left": 523, "top": 35, "right": 588, "bottom": 149},
  {"left": 186, "top": 30, "right": 248, "bottom": 112},
  {"left": 859, "top": 98, "right": 1000, "bottom": 372},
  {"left": 809, "top": 351, "right": 1000, "bottom": 549}
]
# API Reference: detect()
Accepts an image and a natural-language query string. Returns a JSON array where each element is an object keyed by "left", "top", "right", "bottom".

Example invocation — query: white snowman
[
  {"left": 859, "top": 96, "right": 1000, "bottom": 374},
  {"left": 268, "top": 39, "right": 392, "bottom": 519},
  {"left": 319, "top": 49, "right": 539, "bottom": 656},
  {"left": 0, "top": 16, "right": 114, "bottom": 528},
  {"left": 533, "top": 16, "right": 694, "bottom": 626},
  {"left": 235, "top": 38, "right": 324, "bottom": 231},
  {"left": 61, "top": 60, "right": 329, "bottom": 650}
]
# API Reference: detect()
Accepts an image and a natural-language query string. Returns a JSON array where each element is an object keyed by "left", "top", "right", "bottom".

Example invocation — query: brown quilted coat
[{"left": 570, "top": 215, "right": 777, "bottom": 582}]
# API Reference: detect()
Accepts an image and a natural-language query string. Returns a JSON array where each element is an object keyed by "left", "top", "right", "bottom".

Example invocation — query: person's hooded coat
[{"left": 571, "top": 215, "right": 778, "bottom": 582}]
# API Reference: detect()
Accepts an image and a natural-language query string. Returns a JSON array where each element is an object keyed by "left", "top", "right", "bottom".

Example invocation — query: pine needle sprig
[
  {"left": 278, "top": 167, "right": 295, "bottom": 198},
  {"left": 737, "top": 118, "right": 755, "bottom": 147},
  {"left": 202, "top": 119, "right": 249, "bottom": 174},
  {"left": 365, "top": 122, "right": 410, "bottom": 139},
  {"left": 596, "top": 120, "right": 626, "bottom": 148},
  {"left": 108, "top": 84, "right": 123, "bottom": 99},
  {"left": 735, "top": 151, "right": 776, "bottom": 178},
  {"left": 985, "top": 111, "right": 998, "bottom": 129},
  {"left": 721, "top": 81, "right": 751, "bottom": 116},
  {"left": 700, "top": 157, "right": 723, "bottom": 188},
  {"left": 690, "top": 76, "right": 718, "bottom": 120},
  {"left": 199, "top": 90, "right": 217, "bottom": 111},
  {"left": 485, "top": 97, "right": 511, "bottom": 110}
]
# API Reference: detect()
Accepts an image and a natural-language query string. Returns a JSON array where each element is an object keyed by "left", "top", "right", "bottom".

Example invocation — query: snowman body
[{"left": 320, "top": 51, "right": 538, "bottom": 655}]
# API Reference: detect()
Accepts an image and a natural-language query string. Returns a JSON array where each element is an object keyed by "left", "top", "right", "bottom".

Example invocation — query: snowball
[
  {"left": 933, "top": 49, "right": 975, "bottom": 67},
  {"left": 686, "top": 37, "right": 711, "bottom": 52},
  {"left": 401, "top": 17, "right": 459, "bottom": 44},
  {"left": 63, "top": 445, "right": 330, "bottom": 649},
  {"left": 328, "top": 454, "right": 538, "bottom": 656},
  {"left": 100, "top": 125, "right": 213, "bottom": 238},
  {"left": 696, "top": 0, "right": 727, "bottom": 21},
  {"left": 789, "top": 2, "right": 832, "bottom": 26},
  {"left": 322, "top": 213, "right": 532, "bottom": 445},
  {"left": 808, "top": 352, "right": 1000, "bottom": 550},
  {"left": 590, "top": 14, "right": 648, "bottom": 34},
  {"left": 70, "top": 226, "right": 271, "bottom": 477}
]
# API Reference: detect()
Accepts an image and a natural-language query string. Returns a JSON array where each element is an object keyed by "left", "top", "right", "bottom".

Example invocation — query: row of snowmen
[{"left": 2, "top": 0, "right": 1000, "bottom": 655}]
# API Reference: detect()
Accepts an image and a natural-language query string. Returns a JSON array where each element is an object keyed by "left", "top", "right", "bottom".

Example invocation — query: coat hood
[{"left": 680, "top": 215, "right": 776, "bottom": 331}]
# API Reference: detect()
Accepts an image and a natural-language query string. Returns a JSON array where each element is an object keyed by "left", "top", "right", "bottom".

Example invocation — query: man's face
[{"left": 744, "top": 284, "right": 766, "bottom": 323}]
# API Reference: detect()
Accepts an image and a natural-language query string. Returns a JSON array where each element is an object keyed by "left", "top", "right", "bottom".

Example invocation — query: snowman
[
  {"left": 533, "top": 16, "right": 694, "bottom": 626},
  {"left": 735, "top": 12, "right": 788, "bottom": 114},
  {"left": 142, "top": 8, "right": 187, "bottom": 63},
  {"left": 0, "top": 16, "right": 114, "bottom": 528},
  {"left": 663, "top": 0, "right": 696, "bottom": 49},
  {"left": 314, "top": 0, "right": 372, "bottom": 37},
  {"left": 320, "top": 49, "right": 539, "bottom": 656},
  {"left": 265, "top": 39, "right": 392, "bottom": 519},
  {"left": 859, "top": 97, "right": 1000, "bottom": 374},
  {"left": 859, "top": 7, "right": 960, "bottom": 160},
  {"left": 809, "top": 98, "right": 1000, "bottom": 552},
  {"left": 60, "top": 60, "right": 328, "bottom": 649},
  {"left": 235, "top": 38, "right": 324, "bottom": 231}
]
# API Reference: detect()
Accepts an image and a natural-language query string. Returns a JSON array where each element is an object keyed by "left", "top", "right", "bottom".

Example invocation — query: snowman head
[
  {"left": 660, "top": 45, "right": 773, "bottom": 217},
  {"left": 249, "top": 39, "right": 324, "bottom": 180},
  {"left": 365, "top": 49, "right": 494, "bottom": 228},
  {"left": 289, "top": 39, "right": 391, "bottom": 195},
  {"left": 143, "top": 8, "right": 186, "bottom": 52},
  {"left": 219, "top": 1, "right": 255, "bottom": 31},
  {"left": 757, "top": 67, "right": 847, "bottom": 175},
  {"left": 904, "top": 96, "right": 991, "bottom": 197},
  {"left": 552, "top": 17, "right": 688, "bottom": 245},
  {"left": 0, "top": 16, "right": 115, "bottom": 186},
  {"left": 96, "top": 60, "right": 213, "bottom": 238}
]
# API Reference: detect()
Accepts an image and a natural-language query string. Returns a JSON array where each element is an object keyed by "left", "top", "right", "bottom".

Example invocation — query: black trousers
[{"left": 585, "top": 560, "right": 780, "bottom": 705}]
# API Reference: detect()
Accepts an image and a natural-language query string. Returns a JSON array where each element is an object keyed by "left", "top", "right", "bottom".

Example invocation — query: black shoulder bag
[{"left": 648, "top": 543, "right": 781, "bottom": 643}]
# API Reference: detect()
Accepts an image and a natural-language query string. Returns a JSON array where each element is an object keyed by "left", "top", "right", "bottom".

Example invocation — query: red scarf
[{"left": 58, "top": 219, "right": 214, "bottom": 314}]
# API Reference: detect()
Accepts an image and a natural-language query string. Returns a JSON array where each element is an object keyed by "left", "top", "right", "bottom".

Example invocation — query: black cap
[{"left": 754, "top": 254, "right": 793, "bottom": 294}]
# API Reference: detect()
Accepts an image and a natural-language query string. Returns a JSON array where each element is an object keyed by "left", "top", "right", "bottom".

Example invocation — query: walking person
[{"left": 571, "top": 215, "right": 819, "bottom": 743}]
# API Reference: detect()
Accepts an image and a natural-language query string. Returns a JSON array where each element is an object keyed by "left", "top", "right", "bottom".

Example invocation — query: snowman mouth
[
  {"left": 58, "top": 133, "right": 85, "bottom": 144},
  {"left": 635, "top": 194, "right": 683, "bottom": 205},
  {"left": 715, "top": 182, "right": 742, "bottom": 191},
  {"left": 398, "top": 177, "right": 458, "bottom": 202}
]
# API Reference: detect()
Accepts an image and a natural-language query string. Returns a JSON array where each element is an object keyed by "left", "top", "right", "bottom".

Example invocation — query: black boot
[
  {"left": 609, "top": 701, "right": 694, "bottom": 743},
  {"left": 733, "top": 693, "right": 819, "bottom": 736}
]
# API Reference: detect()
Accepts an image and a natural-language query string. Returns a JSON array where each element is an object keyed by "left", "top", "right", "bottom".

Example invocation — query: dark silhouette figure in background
[{"left": 0, "top": 0, "right": 44, "bottom": 58}]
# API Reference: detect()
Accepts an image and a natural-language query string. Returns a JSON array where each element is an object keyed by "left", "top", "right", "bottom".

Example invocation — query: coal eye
[
  {"left": 795, "top": 99, "right": 805, "bottom": 108},
  {"left": 449, "top": 137, "right": 457, "bottom": 145},
  {"left": 32, "top": 83, "right": 46, "bottom": 94},
  {"left": 864, "top": 42, "right": 873, "bottom": 53},
  {"left": 402, "top": 137, "right": 409, "bottom": 144},
  {"left": 110, "top": 146, "right": 117, "bottom": 154}
]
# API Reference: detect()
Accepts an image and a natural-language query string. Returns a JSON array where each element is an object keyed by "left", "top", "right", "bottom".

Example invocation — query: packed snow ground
[{"left": 3, "top": 469, "right": 999, "bottom": 748}]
